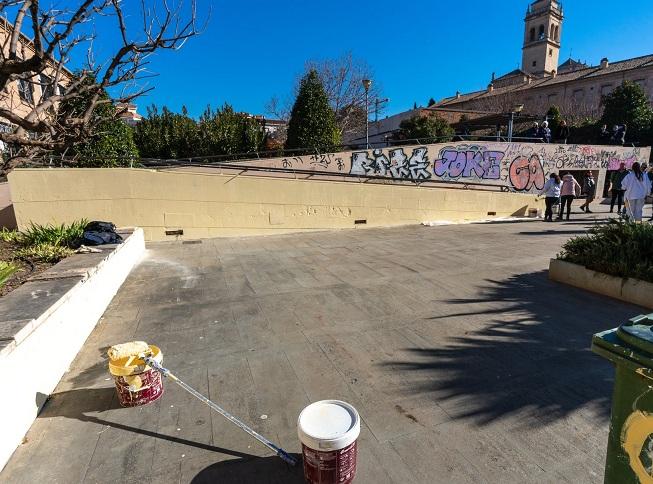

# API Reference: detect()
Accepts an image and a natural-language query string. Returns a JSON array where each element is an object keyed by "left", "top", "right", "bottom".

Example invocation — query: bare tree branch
[{"left": 0, "top": 0, "right": 204, "bottom": 173}]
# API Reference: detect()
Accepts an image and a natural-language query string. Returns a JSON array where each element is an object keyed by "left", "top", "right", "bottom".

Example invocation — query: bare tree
[
  {"left": 266, "top": 52, "right": 383, "bottom": 142},
  {"left": 0, "top": 0, "right": 203, "bottom": 173}
]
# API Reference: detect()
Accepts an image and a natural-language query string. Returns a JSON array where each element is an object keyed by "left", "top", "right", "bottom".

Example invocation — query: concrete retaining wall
[
  {"left": 0, "top": 229, "right": 145, "bottom": 471},
  {"left": 9, "top": 168, "right": 542, "bottom": 241},
  {"left": 549, "top": 258, "right": 653, "bottom": 309}
]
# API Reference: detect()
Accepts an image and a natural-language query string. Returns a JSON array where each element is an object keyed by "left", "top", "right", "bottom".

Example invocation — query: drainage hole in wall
[
  {"left": 165, "top": 229, "right": 184, "bottom": 236},
  {"left": 487, "top": 212, "right": 497, "bottom": 216},
  {"left": 354, "top": 219, "right": 367, "bottom": 225}
]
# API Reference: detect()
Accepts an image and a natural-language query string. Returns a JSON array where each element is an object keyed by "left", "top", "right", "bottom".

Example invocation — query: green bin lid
[
  {"left": 617, "top": 314, "right": 653, "bottom": 355},
  {"left": 592, "top": 313, "right": 653, "bottom": 367}
]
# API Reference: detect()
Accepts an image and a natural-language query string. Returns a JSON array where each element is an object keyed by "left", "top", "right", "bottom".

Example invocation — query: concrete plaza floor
[{"left": 1, "top": 209, "right": 649, "bottom": 483}]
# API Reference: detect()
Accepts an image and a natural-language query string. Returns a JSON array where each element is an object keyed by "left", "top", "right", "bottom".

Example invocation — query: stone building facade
[
  {"left": 432, "top": 0, "right": 653, "bottom": 119},
  {"left": 0, "top": 18, "right": 72, "bottom": 136}
]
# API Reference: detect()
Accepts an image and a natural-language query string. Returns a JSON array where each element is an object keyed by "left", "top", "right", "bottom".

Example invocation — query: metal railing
[{"left": 27, "top": 134, "right": 546, "bottom": 170}]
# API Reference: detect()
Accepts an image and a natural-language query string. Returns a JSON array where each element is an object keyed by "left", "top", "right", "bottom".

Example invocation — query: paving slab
[{"left": 1, "top": 208, "right": 650, "bottom": 483}]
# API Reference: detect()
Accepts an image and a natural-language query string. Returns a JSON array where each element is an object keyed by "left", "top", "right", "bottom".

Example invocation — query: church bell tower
[{"left": 521, "top": 0, "right": 563, "bottom": 76}]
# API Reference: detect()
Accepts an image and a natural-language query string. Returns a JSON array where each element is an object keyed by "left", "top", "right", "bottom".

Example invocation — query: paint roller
[
  {"left": 107, "top": 341, "right": 151, "bottom": 360},
  {"left": 106, "top": 341, "right": 297, "bottom": 466}
]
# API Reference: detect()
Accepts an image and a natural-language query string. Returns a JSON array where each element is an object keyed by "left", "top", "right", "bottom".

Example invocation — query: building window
[
  {"left": 17, "top": 78, "right": 33, "bottom": 103},
  {"left": 549, "top": 49, "right": 553, "bottom": 57},
  {"left": 600, "top": 84, "right": 613, "bottom": 96},
  {"left": 548, "top": 93, "right": 558, "bottom": 103},
  {"left": 538, "top": 25, "right": 545, "bottom": 40},
  {"left": 532, "top": 61, "right": 537, "bottom": 68},
  {"left": 39, "top": 74, "right": 55, "bottom": 100},
  {"left": 573, "top": 88, "right": 585, "bottom": 100},
  {"left": 554, "top": 25, "right": 560, "bottom": 41},
  {"left": 529, "top": 27, "right": 535, "bottom": 42},
  {"left": 550, "top": 25, "right": 555, "bottom": 38}
]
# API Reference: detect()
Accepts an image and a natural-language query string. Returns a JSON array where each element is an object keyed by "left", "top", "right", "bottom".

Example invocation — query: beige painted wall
[{"left": 9, "top": 168, "right": 542, "bottom": 241}]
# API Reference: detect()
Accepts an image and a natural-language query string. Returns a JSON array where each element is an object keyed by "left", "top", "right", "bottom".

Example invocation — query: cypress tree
[{"left": 285, "top": 70, "right": 340, "bottom": 152}]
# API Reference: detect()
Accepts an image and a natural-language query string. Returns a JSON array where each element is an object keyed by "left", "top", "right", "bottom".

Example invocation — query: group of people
[
  {"left": 599, "top": 124, "right": 628, "bottom": 146},
  {"left": 528, "top": 120, "right": 570, "bottom": 144},
  {"left": 609, "top": 162, "right": 653, "bottom": 221},
  {"left": 538, "top": 162, "right": 653, "bottom": 222}
]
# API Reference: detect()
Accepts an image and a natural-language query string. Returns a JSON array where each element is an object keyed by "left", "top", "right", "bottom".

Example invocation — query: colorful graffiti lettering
[
  {"left": 509, "top": 155, "right": 545, "bottom": 191},
  {"left": 433, "top": 146, "right": 503, "bottom": 180},
  {"left": 351, "top": 147, "right": 430, "bottom": 180},
  {"left": 245, "top": 141, "right": 650, "bottom": 193}
]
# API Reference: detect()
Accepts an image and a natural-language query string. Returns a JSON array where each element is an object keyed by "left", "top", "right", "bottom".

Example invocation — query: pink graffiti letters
[{"left": 509, "top": 154, "right": 545, "bottom": 191}]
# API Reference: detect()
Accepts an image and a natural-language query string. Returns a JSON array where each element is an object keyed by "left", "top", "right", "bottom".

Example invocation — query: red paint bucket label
[
  {"left": 302, "top": 441, "right": 357, "bottom": 484},
  {"left": 298, "top": 400, "right": 361, "bottom": 484},
  {"left": 113, "top": 367, "right": 164, "bottom": 407}
]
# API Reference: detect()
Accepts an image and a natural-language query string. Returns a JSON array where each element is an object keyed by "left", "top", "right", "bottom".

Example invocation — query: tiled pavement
[{"left": 1, "top": 210, "right": 647, "bottom": 483}]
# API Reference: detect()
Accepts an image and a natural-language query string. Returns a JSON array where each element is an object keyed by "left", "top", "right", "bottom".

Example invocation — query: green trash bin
[{"left": 592, "top": 313, "right": 653, "bottom": 484}]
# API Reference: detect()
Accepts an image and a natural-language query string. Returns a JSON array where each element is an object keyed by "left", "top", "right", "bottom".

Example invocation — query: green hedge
[{"left": 558, "top": 221, "right": 653, "bottom": 283}]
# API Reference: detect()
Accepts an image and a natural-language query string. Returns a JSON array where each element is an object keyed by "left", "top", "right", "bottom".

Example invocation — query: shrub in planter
[{"left": 558, "top": 221, "right": 653, "bottom": 283}]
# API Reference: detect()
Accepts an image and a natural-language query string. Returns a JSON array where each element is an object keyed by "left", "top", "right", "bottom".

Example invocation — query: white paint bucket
[{"left": 298, "top": 400, "right": 360, "bottom": 484}]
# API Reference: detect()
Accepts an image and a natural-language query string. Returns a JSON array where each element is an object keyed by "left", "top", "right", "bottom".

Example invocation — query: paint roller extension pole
[{"left": 143, "top": 356, "right": 297, "bottom": 466}]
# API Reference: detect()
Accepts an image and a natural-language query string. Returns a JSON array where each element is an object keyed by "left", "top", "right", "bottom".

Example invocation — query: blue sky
[{"left": 100, "top": 0, "right": 653, "bottom": 118}]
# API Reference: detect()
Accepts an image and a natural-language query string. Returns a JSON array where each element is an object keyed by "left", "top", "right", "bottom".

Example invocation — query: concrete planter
[
  {"left": 0, "top": 228, "right": 145, "bottom": 471},
  {"left": 549, "top": 258, "right": 653, "bottom": 309}
]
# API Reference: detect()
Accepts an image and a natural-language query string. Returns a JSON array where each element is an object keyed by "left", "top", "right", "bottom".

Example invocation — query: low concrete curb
[
  {"left": 549, "top": 258, "right": 653, "bottom": 309},
  {"left": 0, "top": 228, "right": 145, "bottom": 471}
]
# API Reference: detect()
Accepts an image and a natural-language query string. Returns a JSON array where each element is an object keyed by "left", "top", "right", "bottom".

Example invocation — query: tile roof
[{"left": 435, "top": 53, "right": 653, "bottom": 107}]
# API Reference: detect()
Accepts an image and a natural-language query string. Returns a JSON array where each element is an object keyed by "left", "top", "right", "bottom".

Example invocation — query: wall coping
[
  {"left": 548, "top": 258, "right": 653, "bottom": 309},
  {"left": 0, "top": 228, "right": 140, "bottom": 356}
]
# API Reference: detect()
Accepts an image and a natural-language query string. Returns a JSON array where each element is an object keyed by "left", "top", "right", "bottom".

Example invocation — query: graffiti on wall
[
  {"left": 351, "top": 148, "right": 431, "bottom": 180},
  {"left": 242, "top": 141, "right": 650, "bottom": 193},
  {"left": 433, "top": 146, "right": 503, "bottom": 180}
]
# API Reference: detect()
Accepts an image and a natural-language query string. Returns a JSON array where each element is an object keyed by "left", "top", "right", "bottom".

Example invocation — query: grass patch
[
  {"left": 0, "top": 228, "right": 21, "bottom": 243},
  {"left": 0, "top": 261, "right": 18, "bottom": 288},
  {"left": 558, "top": 220, "right": 653, "bottom": 283},
  {"left": 20, "top": 220, "right": 87, "bottom": 248},
  {"left": 14, "top": 244, "right": 74, "bottom": 263}
]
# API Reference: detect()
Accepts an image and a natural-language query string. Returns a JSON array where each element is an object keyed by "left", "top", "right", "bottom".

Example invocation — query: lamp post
[
  {"left": 507, "top": 104, "right": 524, "bottom": 142},
  {"left": 362, "top": 79, "right": 372, "bottom": 149}
]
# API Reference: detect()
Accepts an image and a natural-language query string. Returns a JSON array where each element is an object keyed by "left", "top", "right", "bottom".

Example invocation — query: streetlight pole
[{"left": 362, "top": 79, "right": 372, "bottom": 149}]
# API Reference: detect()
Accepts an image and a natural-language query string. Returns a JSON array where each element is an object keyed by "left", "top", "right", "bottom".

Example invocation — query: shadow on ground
[
  {"left": 37, "top": 387, "right": 258, "bottom": 459},
  {"left": 190, "top": 454, "right": 304, "bottom": 484},
  {"left": 387, "top": 270, "right": 640, "bottom": 427}
]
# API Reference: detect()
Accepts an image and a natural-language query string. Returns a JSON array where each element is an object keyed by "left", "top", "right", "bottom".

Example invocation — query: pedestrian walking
[
  {"left": 622, "top": 162, "right": 652, "bottom": 222},
  {"left": 538, "top": 173, "right": 562, "bottom": 222},
  {"left": 556, "top": 120, "right": 570, "bottom": 144},
  {"left": 528, "top": 122, "right": 540, "bottom": 140},
  {"left": 557, "top": 172, "right": 581, "bottom": 220},
  {"left": 609, "top": 163, "right": 628, "bottom": 215},
  {"left": 579, "top": 171, "right": 596, "bottom": 213}
]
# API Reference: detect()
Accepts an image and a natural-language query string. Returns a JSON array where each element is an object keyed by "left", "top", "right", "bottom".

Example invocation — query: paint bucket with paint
[
  {"left": 298, "top": 400, "right": 360, "bottom": 484},
  {"left": 108, "top": 345, "right": 164, "bottom": 407}
]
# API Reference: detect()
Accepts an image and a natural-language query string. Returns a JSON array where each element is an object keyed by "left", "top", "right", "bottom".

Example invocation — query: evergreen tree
[
  {"left": 394, "top": 114, "right": 454, "bottom": 143},
  {"left": 196, "top": 104, "right": 264, "bottom": 157},
  {"left": 427, "top": 98, "right": 436, "bottom": 107},
  {"left": 546, "top": 105, "right": 562, "bottom": 136},
  {"left": 285, "top": 70, "right": 339, "bottom": 151},
  {"left": 133, "top": 105, "right": 198, "bottom": 158},
  {"left": 601, "top": 81, "right": 653, "bottom": 142},
  {"left": 57, "top": 75, "right": 138, "bottom": 166}
]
